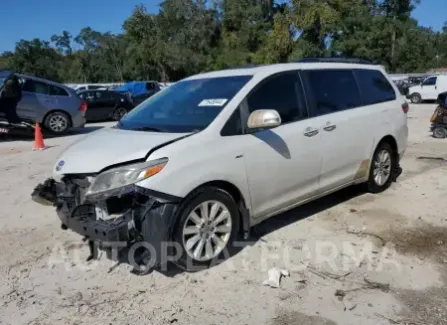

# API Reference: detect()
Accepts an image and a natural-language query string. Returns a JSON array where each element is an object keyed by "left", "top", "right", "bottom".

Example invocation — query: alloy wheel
[
  {"left": 48, "top": 114, "right": 68, "bottom": 133},
  {"left": 373, "top": 149, "right": 392, "bottom": 186},
  {"left": 113, "top": 107, "right": 127, "bottom": 121},
  {"left": 182, "top": 200, "right": 232, "bottom": 262}
]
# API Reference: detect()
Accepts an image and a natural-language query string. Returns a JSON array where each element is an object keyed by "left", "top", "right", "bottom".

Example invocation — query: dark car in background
[
  {"left": 78, "top": 90, "right": 134, "bottom": 122},
  {"left": 114, "top": 81, "right": 161, "bottom": 106}
]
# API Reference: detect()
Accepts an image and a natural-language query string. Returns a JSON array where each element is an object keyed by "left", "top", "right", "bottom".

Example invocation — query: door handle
[
  {"left": 304, "top": 127, "right": 319, "bottom": 137},
  {"left": 323, "top": 122, "right": 336, "bottom": 131}
]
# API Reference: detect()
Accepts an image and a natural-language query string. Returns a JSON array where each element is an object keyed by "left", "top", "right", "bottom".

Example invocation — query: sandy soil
[{"left": 1, "top": 104, "right": 446, "bottom": 325}]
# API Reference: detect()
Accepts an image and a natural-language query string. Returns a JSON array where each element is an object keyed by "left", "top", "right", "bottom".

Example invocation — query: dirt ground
[{"left": 1, "top": 104, "right": 446, "bottom": 325}]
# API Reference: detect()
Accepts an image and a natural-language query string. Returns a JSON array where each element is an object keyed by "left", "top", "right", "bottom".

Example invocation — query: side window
[
  {"left": 95, "top": 91, "right": 106, "bottom": 99},
  {"left": 49, "top": 85, "right": 69, "bottom": 96},
  {"left": 22, "top": 80, "right": 49, "bottom": 94},
  {"left": 102, "top": 91, "right": 112, "bottom": 99},
  {"left": 84, "top": 91, "right": 94, "bottom": 100},
  {"left": 305, "top": 69, "right": 361, "bottom": 116},
  {"left": 354, "top": 69, "right": 396, "bottom": 105},
  {"left": 422, "top": 77, "right": 437, "bottom": 86},
  {"left": 247, "top": 72, "right": 307, "bottom": 124},
  {"left": 146, "top": 82, "right": 156, "bottom": 91}
]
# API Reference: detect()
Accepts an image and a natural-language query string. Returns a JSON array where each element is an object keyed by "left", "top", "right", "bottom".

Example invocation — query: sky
[{"left": 0, "top": 0, "right": 443, "bottom": 53}]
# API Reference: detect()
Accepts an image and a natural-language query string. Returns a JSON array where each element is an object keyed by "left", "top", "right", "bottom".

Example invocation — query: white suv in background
[
  {"left": 408, "top": 74, "right": 447, "bottom": 103},
  {"left": 32, "top": 58, "right": 408, "bottom": 271}
]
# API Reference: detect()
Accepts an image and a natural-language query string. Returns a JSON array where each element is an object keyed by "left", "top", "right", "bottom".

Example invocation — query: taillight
[
  {"left": 402, "top": 102, "right": 409, "bottom": 114},
  {"left": 79, "top": 100, "right": 88, "bottom": 113}
]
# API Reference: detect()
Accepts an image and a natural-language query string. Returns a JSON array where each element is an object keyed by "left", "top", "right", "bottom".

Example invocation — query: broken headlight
[{"left": 85, "top": 158, "right": 168, "bottom": 197}]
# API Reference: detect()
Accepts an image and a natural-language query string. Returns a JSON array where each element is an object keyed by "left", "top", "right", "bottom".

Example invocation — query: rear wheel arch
[
  {"left": 377, "top": 135, "right": 398, "bottom": 162},
  {"left": 363, "top": 135, "right": 399, "bottom": 193},
  {"left": 42, "top": 110, "right": 72, "bottom": 133},
  {"left": 42, "top": 109, "right": 72, "bottom": 126},
  {"left": 363, "top": 135, "right": 399, "bottom": 182}
]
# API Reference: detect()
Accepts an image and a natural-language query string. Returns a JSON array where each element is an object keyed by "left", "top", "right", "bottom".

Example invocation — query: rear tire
[
  {"left": 433, "top": 127, "right": 447, "bottom": 139},
  {"left": 44, "top": 111, "right": 70, "bottom": 134},
  {"left": 366, "top": 142, "right": 395, "bottom": 194},
  {"left": 410, "top": 93, "right": 422, "bottom": 104},
  {"left": 111, "top": 106, "right": 128, "bottom": 121},
  {"left": 173, "top": 187, "right": 240, "bottom": 271}
]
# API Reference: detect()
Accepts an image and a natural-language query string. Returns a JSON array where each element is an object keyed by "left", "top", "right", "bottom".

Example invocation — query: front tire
[
  {"left": 410, "top": 93, "right": 422, "bottom": 104},
  {"left": 366, "top": 142, "right": 395, "bottom": 194},
  {"left": 173, "top": 187, "right": 240, "bottom": 271},
  {"left": 44, "top": 111, "right": 70, "bottom": 134}
]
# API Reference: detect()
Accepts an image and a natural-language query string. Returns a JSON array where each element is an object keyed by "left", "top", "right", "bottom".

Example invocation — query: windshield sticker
[{"left": 198, "top": 99, "right": 228, "bottom": 107}]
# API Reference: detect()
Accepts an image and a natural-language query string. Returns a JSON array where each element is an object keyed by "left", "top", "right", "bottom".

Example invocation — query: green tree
[
  {"left": 290, "top": 0, "right": 342, "bottom": 57},
  {"left": 1, "top": 0, "right": 442, "bottom": 81},
  {"left": 8, "top": 39, "right": 61, "bottom": 81}
]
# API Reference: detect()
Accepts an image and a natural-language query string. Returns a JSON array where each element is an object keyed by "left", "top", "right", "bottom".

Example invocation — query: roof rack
[{"left": 294, "top": 57, "right": 374, "bottom": 65}]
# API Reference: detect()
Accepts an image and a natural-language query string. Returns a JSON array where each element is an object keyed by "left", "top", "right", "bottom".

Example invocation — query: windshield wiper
[{"left": 133, "top": 126, "right": 164, "bottom": 132}]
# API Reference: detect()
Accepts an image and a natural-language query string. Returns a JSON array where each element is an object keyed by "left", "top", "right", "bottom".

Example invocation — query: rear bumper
[{"left": 71, "top": 113, "right": 86, "bottom": 128}]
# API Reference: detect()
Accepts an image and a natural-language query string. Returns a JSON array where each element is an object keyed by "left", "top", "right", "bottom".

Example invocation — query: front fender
[{"left": 136, "top": 154, "right": 252, "bottom": 214}]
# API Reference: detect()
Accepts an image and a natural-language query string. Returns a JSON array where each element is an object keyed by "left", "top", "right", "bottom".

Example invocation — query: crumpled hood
[{"left": 53, "top": 127, "right": 190, "bottom": 177}]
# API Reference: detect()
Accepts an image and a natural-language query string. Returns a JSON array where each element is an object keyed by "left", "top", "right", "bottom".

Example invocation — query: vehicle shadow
[
  {"left": 142, "top": 185, "right": 366, "bottom": 277},
  {"left": 253, "top": 130, "right": 291, "bottom": 159},
  {"left": 45, "top": 125, "right": 104, "bottom": 138},
  {"left": 0, "top": 125, "right": 104, "bottom": 142}
]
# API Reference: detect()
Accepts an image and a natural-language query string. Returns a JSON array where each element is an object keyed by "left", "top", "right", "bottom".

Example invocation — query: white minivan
[
  {"left": 408, "top": 75, "right": 447, "bottom": 103},
  {"left": 32, "top": 59, "right": 408, "bottom": 271}
]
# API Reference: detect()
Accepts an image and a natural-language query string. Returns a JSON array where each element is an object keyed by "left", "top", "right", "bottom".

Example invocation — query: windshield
[{"left": 117, "top": 75, "right": 252, "bottom": 133}]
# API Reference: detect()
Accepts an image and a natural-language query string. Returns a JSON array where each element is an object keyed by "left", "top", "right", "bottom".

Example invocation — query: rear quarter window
[
  {"left": 354, "top": 69, "right": 396, "bottom": 105},
  {"left": 49, "top": 85, "right": 69, "bottom": 96}
]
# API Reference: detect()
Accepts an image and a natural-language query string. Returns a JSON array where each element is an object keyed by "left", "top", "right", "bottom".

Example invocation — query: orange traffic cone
[{"left": 33, "top": 122, "right": 46, "bottom": 150}]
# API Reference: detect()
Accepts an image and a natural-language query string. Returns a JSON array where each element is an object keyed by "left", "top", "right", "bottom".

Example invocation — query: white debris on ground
[
  {"left": 263, "top": 268, "right": 290, "bottom": 288},
  {"left": 1, "top": 104, "right": 447, "bottom": 325}
]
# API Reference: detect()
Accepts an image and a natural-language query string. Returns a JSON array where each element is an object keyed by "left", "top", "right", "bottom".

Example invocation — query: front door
[
  {"left": 420, "top": 76, "right": 438, "bottom": 100},
  {"left": 241, "top": 71, "right": 322, "bottom": 220}
]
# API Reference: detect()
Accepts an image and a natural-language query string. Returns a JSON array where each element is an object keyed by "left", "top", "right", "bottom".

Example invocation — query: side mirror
[{"left": 247, "top": 109, "right": 281, "bottom": 130}]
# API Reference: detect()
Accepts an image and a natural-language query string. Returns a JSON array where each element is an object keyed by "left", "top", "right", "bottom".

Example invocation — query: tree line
[{"left": 0, "top": 0, "right": 445, "bottom": 83}]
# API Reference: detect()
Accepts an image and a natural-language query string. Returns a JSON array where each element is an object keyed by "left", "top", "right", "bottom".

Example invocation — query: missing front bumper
[
  {"left": 68, "top": 205, "right": 133, "bottom": 242},
  {"left": 32, "top": 178, "right": 180, "bottom": 267}
]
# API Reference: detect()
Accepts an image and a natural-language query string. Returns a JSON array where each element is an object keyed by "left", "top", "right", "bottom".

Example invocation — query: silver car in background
[{"left": 1, "top": 71, "right": 87, "bottom": 134}]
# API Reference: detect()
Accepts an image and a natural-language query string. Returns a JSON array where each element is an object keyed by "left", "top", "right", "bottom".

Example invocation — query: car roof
[
  {"left": 16, "top": 73, "right": 74, "bottom": 92},
  {"left": 78, "top": 89, "right": 109, "bottom": 93},
  {"left": 185, "top": 62, "right": 385, "bottom": 81},
  {"left": 0, "top": 70, "right": 12, "bottom": 79}
]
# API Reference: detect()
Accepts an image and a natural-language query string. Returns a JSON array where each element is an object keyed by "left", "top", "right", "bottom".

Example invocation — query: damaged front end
[{"left": 31, "top": 175, "right": 180, "bottom": 268}]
